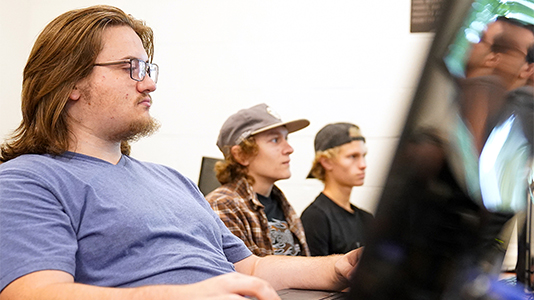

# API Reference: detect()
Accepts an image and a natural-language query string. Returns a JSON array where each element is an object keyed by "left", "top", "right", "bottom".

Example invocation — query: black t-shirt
[
  {"left": 257, "top": 192, "right": 301, "bottom": 256},
  {"left": 257, "top": 193, "right": 286, "bottom": 222},
  {"left": 300, "top": 193, "right": 374, "bottom": 256}
]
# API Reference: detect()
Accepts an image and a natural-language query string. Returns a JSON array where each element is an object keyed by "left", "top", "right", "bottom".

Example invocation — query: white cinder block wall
[{"left": 0, "top": 0, "right": 434, "bottom": 215}]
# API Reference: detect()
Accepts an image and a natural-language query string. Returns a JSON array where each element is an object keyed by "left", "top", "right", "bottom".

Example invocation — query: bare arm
[
  {"left": 235, "top": 248, "right": 362, "bottom": 291},
  {"left": 0, "top": 270, "right": 280, "bottom": 300}
]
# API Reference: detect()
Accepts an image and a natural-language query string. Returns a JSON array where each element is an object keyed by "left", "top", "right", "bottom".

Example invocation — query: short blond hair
[{"left": 308, "top": 147, "right": 342, "bottom": 182}]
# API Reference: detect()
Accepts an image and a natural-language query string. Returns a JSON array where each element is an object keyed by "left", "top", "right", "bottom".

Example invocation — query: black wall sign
[{"left": 411, "top": 0, "right": 445, "bottom": 33}]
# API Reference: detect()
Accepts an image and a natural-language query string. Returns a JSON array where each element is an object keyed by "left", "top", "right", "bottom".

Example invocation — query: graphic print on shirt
[{"left": 268, "top": 218, "right": 301, "bottom": 256}]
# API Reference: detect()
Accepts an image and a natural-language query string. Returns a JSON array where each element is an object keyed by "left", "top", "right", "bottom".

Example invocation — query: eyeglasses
[{"left": 94, "top": 58, "right": 159, "bottom": 83}]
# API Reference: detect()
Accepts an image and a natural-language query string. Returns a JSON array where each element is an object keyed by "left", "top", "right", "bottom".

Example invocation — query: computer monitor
[
  {"left": 347, "top": 0, "right": 534, "bottom": 298},
  {"left": 198, "top": 156, "right": 223, "bottom": 196}
]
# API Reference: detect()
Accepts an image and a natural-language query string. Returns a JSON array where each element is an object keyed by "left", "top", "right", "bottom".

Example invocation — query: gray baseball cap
[
  {"left": 217, "top": 103, "right": 310, "bottom": 156},
  {"left": 307, "top": 122, "right": 365, "bottom": 178}
]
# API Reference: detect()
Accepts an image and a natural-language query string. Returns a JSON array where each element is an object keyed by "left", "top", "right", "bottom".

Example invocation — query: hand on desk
[
  {"left": 188, "top": 272, "right": 280, "bottom": 300},
  {"left": 334, "top": 247, "right": 364, "bottom": 289}
]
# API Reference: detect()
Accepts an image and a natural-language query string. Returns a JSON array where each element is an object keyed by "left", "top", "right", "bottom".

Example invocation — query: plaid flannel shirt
[{"left": 206, "top": 178, "right": 310, "bottom": 257}]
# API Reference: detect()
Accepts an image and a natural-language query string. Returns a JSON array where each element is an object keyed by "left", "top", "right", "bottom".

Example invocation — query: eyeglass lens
[{"left": 131, "top": 59, "right": 159, "bottom": 83}]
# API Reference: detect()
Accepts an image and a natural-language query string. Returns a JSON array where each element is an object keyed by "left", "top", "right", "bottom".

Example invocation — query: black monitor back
[
  {"left": 198, "top": 156, "right": 223, "bottom": 196},
  {"left": 347, "top": 0, "right": 533, "bottom": 298}
]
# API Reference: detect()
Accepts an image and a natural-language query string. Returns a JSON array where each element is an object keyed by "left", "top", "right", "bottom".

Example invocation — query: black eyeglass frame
[{"left": 93, "top": 58, "right": 159, "bottom": 83}]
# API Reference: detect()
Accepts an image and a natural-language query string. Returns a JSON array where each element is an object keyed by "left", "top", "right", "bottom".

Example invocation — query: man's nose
[{"left": 137, "top": 74, "right": 157, "bottom": 93}]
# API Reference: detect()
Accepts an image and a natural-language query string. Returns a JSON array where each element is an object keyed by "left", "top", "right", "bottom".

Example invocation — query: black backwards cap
[{"left": 307, "top": 122, "right": 365, "bottom": 178}]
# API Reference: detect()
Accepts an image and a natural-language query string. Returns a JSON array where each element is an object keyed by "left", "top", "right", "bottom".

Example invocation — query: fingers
[
  {"left": 202, "top": 272, "right": 281, "bottom": 300},
  {"left": 333, "top": 247, "right": 364, "bottom": 287},
  {"left": 348, "top": 247, "right": 364, "bottom": 267},
  {"left": 237, "top": 274, "right": 280, "bottom": 300}
]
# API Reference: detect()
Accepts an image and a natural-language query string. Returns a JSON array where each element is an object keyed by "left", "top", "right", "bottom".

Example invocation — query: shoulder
[
  {"left": 206, "top": 182, "right": 244, "bottom": 204},
  {"left": 507, "top": 87, "right": 534, "bottom": 106},
  {"left": 0, "top": 154, "right": 72, "bottom": 181},
  {"left": 301, "top": 196, "right": 328, "bottom": 219},
  {"left": 205, "top": 182, "right": 255, "bottom": 218},
  {"left": 310, "top": 193, "right": 338, "bottom": 211},
  {"left": 207, "top": 184, "right": 237, "bottom": 199},
  {"left": 0, "top": 154, "right": 84, "bottom": 211},
  {"left": 509, "top": 86, "right": 533, "bottom": 96},
  {"left": 1, "top": 153, "right": 58, "bottom": 169}
]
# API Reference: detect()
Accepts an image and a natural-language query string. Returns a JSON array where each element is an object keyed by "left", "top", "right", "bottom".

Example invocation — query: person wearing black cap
[
  {"left": 301, "top": 123, "right": 374, "bottom": 256},
  {"left": 206, "top": 103, "right": 311, "bottom": 257}
]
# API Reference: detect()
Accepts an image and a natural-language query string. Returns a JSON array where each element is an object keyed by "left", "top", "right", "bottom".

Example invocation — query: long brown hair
[{"left": 0, "top": 5, "right": 154, "bottom": 162}]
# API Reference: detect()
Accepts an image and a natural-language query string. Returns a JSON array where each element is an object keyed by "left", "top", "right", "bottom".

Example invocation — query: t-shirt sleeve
[
  {"left": 210, "top": 201, "right": 252, "bottom": 263},
  {"left": 300, "top": 207, "right": 331, "bottom": 256},
  {"left": 207, "top": 192, "right": 253, "bottom": 249},
  {"left": 0, "top": 168, "right": 77, "bottom": 292},
  {"left": 220, "top": 218, "right": 253, "bottom": 264}
]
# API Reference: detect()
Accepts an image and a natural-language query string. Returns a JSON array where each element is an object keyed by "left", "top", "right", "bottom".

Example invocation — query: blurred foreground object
[{"left": 347, "top": 0, "right": 534, "bottom": 299}]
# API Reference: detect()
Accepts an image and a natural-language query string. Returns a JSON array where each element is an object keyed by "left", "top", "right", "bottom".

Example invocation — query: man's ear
[
  {"left": 230, "top": 145, "right": 250, "bottom": 166},
  {"left": 484, "top": 52, "right": 501, "bottom": 68},
  {"left": 69, "top": 85, "right": 81, "bottom": 101},
  {"left": 519, "top": 63, "right": 534, "bottom": 80},
  {"left": 319, "top": 156, "right": 334, "bottom": 172}
]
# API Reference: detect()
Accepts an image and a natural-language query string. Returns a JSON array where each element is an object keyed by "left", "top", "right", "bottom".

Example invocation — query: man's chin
[
  {"left": 114, "top": 117, "right": 161, "bottom": 143},
  {"left": 276, "top": 174, "right": 292, "bottom": 181}
]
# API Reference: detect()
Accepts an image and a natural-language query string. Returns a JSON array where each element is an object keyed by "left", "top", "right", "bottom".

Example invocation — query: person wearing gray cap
[
  {"left": 206, "top": 103, "right": 311, "bottom": 257},
  {"left": 301, "top": 123, "right": 374, "bottom": 256}
]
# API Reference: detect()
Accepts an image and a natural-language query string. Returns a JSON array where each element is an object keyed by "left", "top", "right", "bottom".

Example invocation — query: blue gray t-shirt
[{"left": 0, "top": 152, "right": 252, "bottom": 292}]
